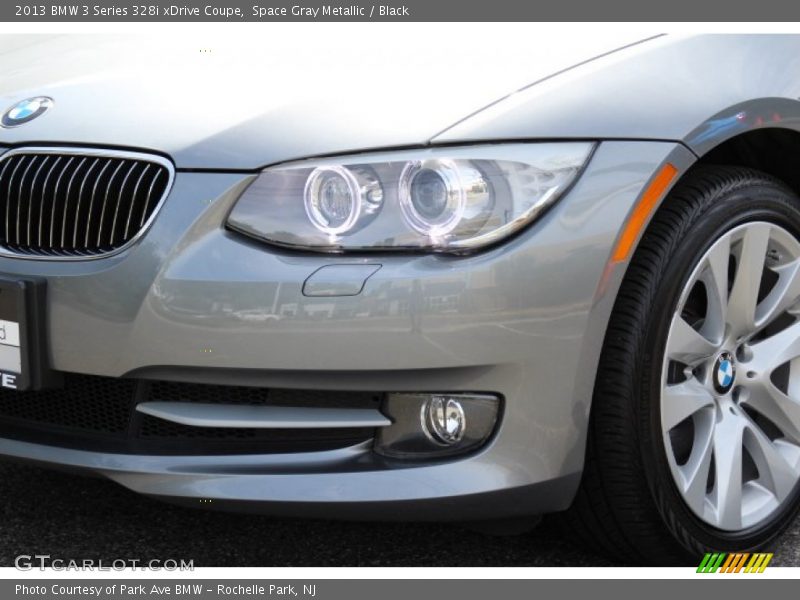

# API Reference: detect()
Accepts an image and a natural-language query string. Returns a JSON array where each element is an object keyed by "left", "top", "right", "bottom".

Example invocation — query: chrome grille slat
[
  {"left": 72, "top": 158, "right": 100, "bottom": 249},
  {"left": 26, "top": 156, "right": 51, "bottom": 248},
  {"left": 124, "top": 164, "right": 151, "bottom": 240},
  {"left": 5, "top": 157, "right": 28, "bottom": 244},
  {"left": 0, "top": 160, "right": 15, "bottom": 237},
  {"left": 108, "top": 162, "right": 138, "bottom": 249},
  {"left": 0, "top": 149, "right": 172, "bottom": 258},
  {"left": 94, "top": 160, "right": 125, "bottom": 248},
  {"left": 14, "top": 156, "right": 39, "bottom": 247},
  {"left": 140, "top": 169, "right": 163, "bottom": 228},
  {"left": 13, "top": 157, "right": 39, "bottom": 249},
  {"left": 19, "top": 156, "right": 40, "bottom": 248},
  {"left": 60, "top": 157, "right": 88, "bottom": 249},
  {"left": 49, "top": 156, "right": 75, "bottom": 249},
  {"left": 82, "top": 159, "right": 113, "bottom": 249},
  {"left": 38, "top": 156, "right": 62, "bottom": 247}
]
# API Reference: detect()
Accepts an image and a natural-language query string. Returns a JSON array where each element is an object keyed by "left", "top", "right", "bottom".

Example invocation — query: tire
[{"left": 567, "top": 165, "right": 800, "bottom": 565}]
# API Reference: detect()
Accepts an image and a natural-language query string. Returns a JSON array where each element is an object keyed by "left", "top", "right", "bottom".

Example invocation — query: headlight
[{"left": 227, "top": 143, "right": 594, "bottom": 253}]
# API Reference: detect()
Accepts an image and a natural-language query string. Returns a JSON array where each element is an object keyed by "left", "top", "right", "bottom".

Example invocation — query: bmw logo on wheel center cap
[
  {"left": 1, "top": 96, "right": 53, "bottom": 128},
  {"left": 713, "top": 352, "right": 736, "bottom": 394}
]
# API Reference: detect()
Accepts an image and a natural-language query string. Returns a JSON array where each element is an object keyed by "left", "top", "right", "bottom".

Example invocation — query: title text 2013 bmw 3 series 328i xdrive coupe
[{"left": 2, "top": 32, "right": 800, "bottom": 564}]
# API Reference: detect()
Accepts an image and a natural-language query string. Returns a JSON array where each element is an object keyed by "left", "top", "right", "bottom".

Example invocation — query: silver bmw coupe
[{"left": 1, "top": 32, "right": 799, "bottom": 564}]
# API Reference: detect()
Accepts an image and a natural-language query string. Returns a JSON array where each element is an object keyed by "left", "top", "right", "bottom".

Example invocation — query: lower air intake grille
[
  {"left": 0, "top": 148, "right": 173, "bottom": 257},
  {"left": 0, "top": 374, "right": 135, "bottom": 433},
  {"left": 0, "top": 373, "right": 380, "bottom": 455}
]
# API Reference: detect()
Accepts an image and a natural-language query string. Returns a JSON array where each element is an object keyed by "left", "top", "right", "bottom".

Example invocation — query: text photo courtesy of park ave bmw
[{"left": 14, "top": 584, "right": 317, "bottom": 596}]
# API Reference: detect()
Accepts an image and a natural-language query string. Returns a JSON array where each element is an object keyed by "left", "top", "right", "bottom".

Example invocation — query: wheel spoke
[
  {"left": 755, "top": 258, "right": 800, "bottom": 332},
  {"left": 662, "top": 379, "right": 715, "bottom": 431},
  {"left": 751, "top": 319, "right": 800, "bottom": 373},
  {"left": 666, "top": 317, "right": 718, "bottom": 364},
  {"left": 678, "top": 410, "right": 715, "bottom": 515},
  {"left": 743, "top": 418, "right": 797, "bottom": 501},
  {"left": 712, "top": 412, "right": 745, "bottom": 530},
  {"left": 728, "top": 224, "right": 771, "bottom": 339},
  {"left": 700, "top": 236, "right": 732, "bottom": 342},
  {"left": 741, "top": 379, "right": 800, "bottom": 445}
]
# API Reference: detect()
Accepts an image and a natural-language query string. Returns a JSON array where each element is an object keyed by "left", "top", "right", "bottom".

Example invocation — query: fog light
[
  {"left": 375, "top": 393, "right": 500, "bottom": 459},
  {"left": 423, "top": 396, "right": 466, "bottom": 445}
]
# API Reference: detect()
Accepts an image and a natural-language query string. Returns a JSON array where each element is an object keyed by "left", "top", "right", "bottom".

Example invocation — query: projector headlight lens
[
  {"left": 400, "top": 160, "right": 464, "bottom": 235},
  {"left": 304, "top": 165, "right": 383, "bottom": 235},
  {"left": 227, "top": 142, "right": 593, "bottom": 253},
  {"left": 304, "top": 166, "right": 360, "bottom": 234}
]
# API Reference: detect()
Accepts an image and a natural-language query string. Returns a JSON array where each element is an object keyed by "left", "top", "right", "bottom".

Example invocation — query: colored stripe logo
[{"left": 697, "top": 553, "right": 773, "bottom": 573}]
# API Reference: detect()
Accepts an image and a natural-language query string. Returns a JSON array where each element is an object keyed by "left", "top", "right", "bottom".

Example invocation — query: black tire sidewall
[{"left": 640, "top": 177, "right": 800, "bottom": 553}]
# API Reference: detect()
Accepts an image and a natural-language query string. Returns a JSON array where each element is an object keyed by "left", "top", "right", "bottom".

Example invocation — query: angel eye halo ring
[{"left": 303, "top": 166, "right": 362, "bottom": 235}]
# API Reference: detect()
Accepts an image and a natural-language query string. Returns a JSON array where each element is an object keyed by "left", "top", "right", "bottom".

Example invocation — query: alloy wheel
[{"left": 662, "top": 221, "right": 800, "bottom": 531}]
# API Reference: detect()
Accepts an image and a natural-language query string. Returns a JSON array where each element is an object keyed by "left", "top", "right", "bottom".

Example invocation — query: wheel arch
[
  {"left": 574, "top": 124, "right": 800, "bottom": 482},
  {"left": 694, "top": 126, "right": 800, "bottom": 197}
]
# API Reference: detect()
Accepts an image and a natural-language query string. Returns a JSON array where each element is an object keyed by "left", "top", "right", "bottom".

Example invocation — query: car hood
[{"left": 0, "top": 30, "right": 652, "bottom": 169}]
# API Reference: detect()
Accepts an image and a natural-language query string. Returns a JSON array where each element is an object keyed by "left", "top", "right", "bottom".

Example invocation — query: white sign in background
[
  {"left": 0, "top": 319, "right": 21, "bottom": 348},
  {"left": 0, "top": 319, "right": 21, "bottom": 373}
]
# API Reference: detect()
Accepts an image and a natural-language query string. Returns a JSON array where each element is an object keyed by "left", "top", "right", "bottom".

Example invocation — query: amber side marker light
[{"left": 612, "top": 163, "right": 679, "bottom": 263}]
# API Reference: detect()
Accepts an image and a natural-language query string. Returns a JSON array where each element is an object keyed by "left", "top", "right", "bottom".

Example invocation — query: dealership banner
[
  {"left": 2, "top": 0, "right": 800, "bottom": 21},
  {"left": 5, "top": 579, "right": 800, "bottom": 598}
]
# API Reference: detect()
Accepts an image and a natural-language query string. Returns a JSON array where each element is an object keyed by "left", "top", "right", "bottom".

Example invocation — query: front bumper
[{"left": 0, "top": 141, "right": 694, "bottom": 519}]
